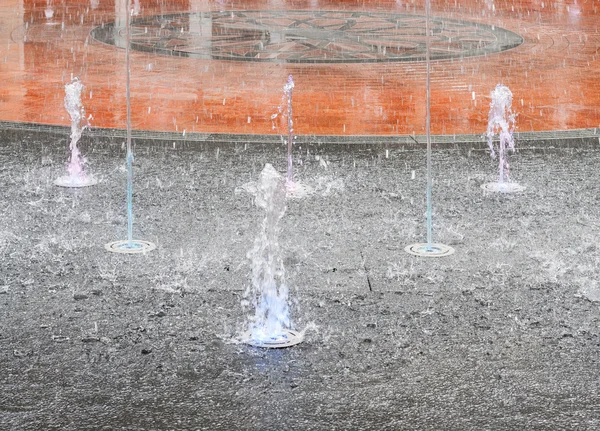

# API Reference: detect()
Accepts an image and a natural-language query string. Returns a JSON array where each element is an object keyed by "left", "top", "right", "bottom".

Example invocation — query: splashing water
[
  {"left": 486, "top": 84, "right": 517, "bottom": 185},
  {"left": 243, "top": 164, "right": 293, "bottom": 344},
  {"left": 131, "top": 0, "right": 141, "bottom": 16},
  {"left": 55, "top": 78, "right": 95, "bottom": 187},
  {"left": 65, "top": 78, "right": 87, "bottom": 177},
  {"left": 44, "top": 0, "right": 54, "bottom": 20}
]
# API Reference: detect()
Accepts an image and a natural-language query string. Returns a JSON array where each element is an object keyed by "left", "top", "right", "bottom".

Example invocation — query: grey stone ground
[{"left": 1, "top": 129, "right": 599, "bottom": 430}]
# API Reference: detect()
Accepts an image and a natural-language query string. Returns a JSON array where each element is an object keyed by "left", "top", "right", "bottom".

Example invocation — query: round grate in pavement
[
  {"left": 405, "top": 243, "right": 455, "bottom": 257},
  {"left": 244, "top": 329, "right": 304, "bottom": 348},
  {"left": 54, "top": 175, "right": 97, "bottom": 188},
  {"left": 105, "top": 240, "right": 156, "bottom": 254},
  {"left": 481, "top": 182, "right": 525, "bottom": 193}
]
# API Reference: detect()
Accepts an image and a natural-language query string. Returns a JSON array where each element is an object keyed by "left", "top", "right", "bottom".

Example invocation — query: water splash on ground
[
  {"left": 482, "top": 84, "right": 524, "bottom": 192},
  {"left": 235, "top": 175, "right": 344, "bottom": 200},
  {"left": 241, "top": 164, "right": 299, "bottom": 346},
  {"left": 55, "top": 77, "right": 96, "bottom": 187},
  {"left": 486, "top": 85, "right": 515, "bottom": 179}
]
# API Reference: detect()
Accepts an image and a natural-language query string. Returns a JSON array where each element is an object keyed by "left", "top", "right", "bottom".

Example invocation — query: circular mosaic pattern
[
  {"left": 405, "top": 242, "right": 456, "bottom": 257},
  {"left": 90, "top": 10, "right": 523, "bottom": 63}
]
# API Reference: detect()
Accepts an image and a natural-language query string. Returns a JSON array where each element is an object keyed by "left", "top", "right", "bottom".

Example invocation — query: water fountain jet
[
  {"left": 54, "top": 77, "right": 97, "bottom": 188},
  {"left": 283, "top": 75, "right": 294, "bottom": 185},
  {"left": 481, "top": 84, "right": 525, "bottom": 193},
  {"left": 105, "top": 0, "right": 155, "bottom": 254},
  {"left": 242, "top": 164, "right": 303, "bottom": 348},
  {"left": 271, "top": 75, "right": 313, "bottom": 199},
  {"left": 405, "top": 0, "right": 454, "bottom": 258},
  {"left": 44, "top": 0, "right": 55, "bottom": 22}
]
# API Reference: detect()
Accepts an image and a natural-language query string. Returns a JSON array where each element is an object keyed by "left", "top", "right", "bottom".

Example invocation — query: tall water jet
[
  {"left": 105, "top": 0, "right": 155, "bottom": 254},
  {"left": 271, "top": 75, "right": 294, "bottom": 183},
  {"left": 481, "top": 84, "right": 525, "bottom": 193},
  {"left": 269, "top": 75, "right": 313, "bottom": 198},
  {"left": 283, "top": 75, "right": 294, "bottom": 184},
  {"left": 405, "top": 0, "right": 454, "bottom": 258},
  {"left": 55, "top": 77, "right": 97, "bottom": 188},
  {"left": 242, "top": 164, "right": 303, "bottom": 348},
  {"left": 271, "top": 75, "right": 295, "bottom": 183}
]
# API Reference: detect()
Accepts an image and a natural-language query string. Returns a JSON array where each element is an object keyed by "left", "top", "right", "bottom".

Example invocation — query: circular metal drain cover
[
  {"left": 105, "top": 240, "right": 156, "bottom": 254},
  {"left": 244, "top": 329, "right": 304, "bottom": 348},
  {"left": 481, "top": 182, "right": 525, "bottom": 193},
  {"left": 405, "top": 243, "right": 455, "bottom": 257},
  {"left": 54, "top": 175, "right": 97, "bottom": 188}
]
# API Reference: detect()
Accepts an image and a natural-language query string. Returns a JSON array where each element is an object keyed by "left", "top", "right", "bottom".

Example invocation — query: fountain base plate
[
  {"left": 405, "top": 243, "right": 455, "bottom": 257},
  {"left": 54, "top": 175, "right": 97, "bottom": 188},
  {"left": 243, "top": 329, "right": 304, "bottom": 348},
  {"left": 481, "top": 182, "right": 525, "bottom": 193},
  {"left": 104, "top": 240, "right": 156, "bottom": 254}
]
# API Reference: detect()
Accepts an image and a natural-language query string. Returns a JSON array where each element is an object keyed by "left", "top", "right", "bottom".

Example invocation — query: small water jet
[
  {"left": 283, "top": 75, "right": 294, "bottom": 184},
  {"left": 54, "top": 78, "right": 97, "bottom": 188},
  {"left": 44, "top": 0, "right": 55, "bottom": 22},
  {"left": 481, "top": 84, "right": 525, "bottom": 193},
  {"left": 405, "top": 0, "right": 454, "bottom": 258},
  {"left": 271, "top": 75, "right": 313, "bottom": 199},
  {"left": 105, "top": 0, "right": 155, "bottom": 254},
  {"left": 242, "top": 164, "right": 303, "bottom": 348}
]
